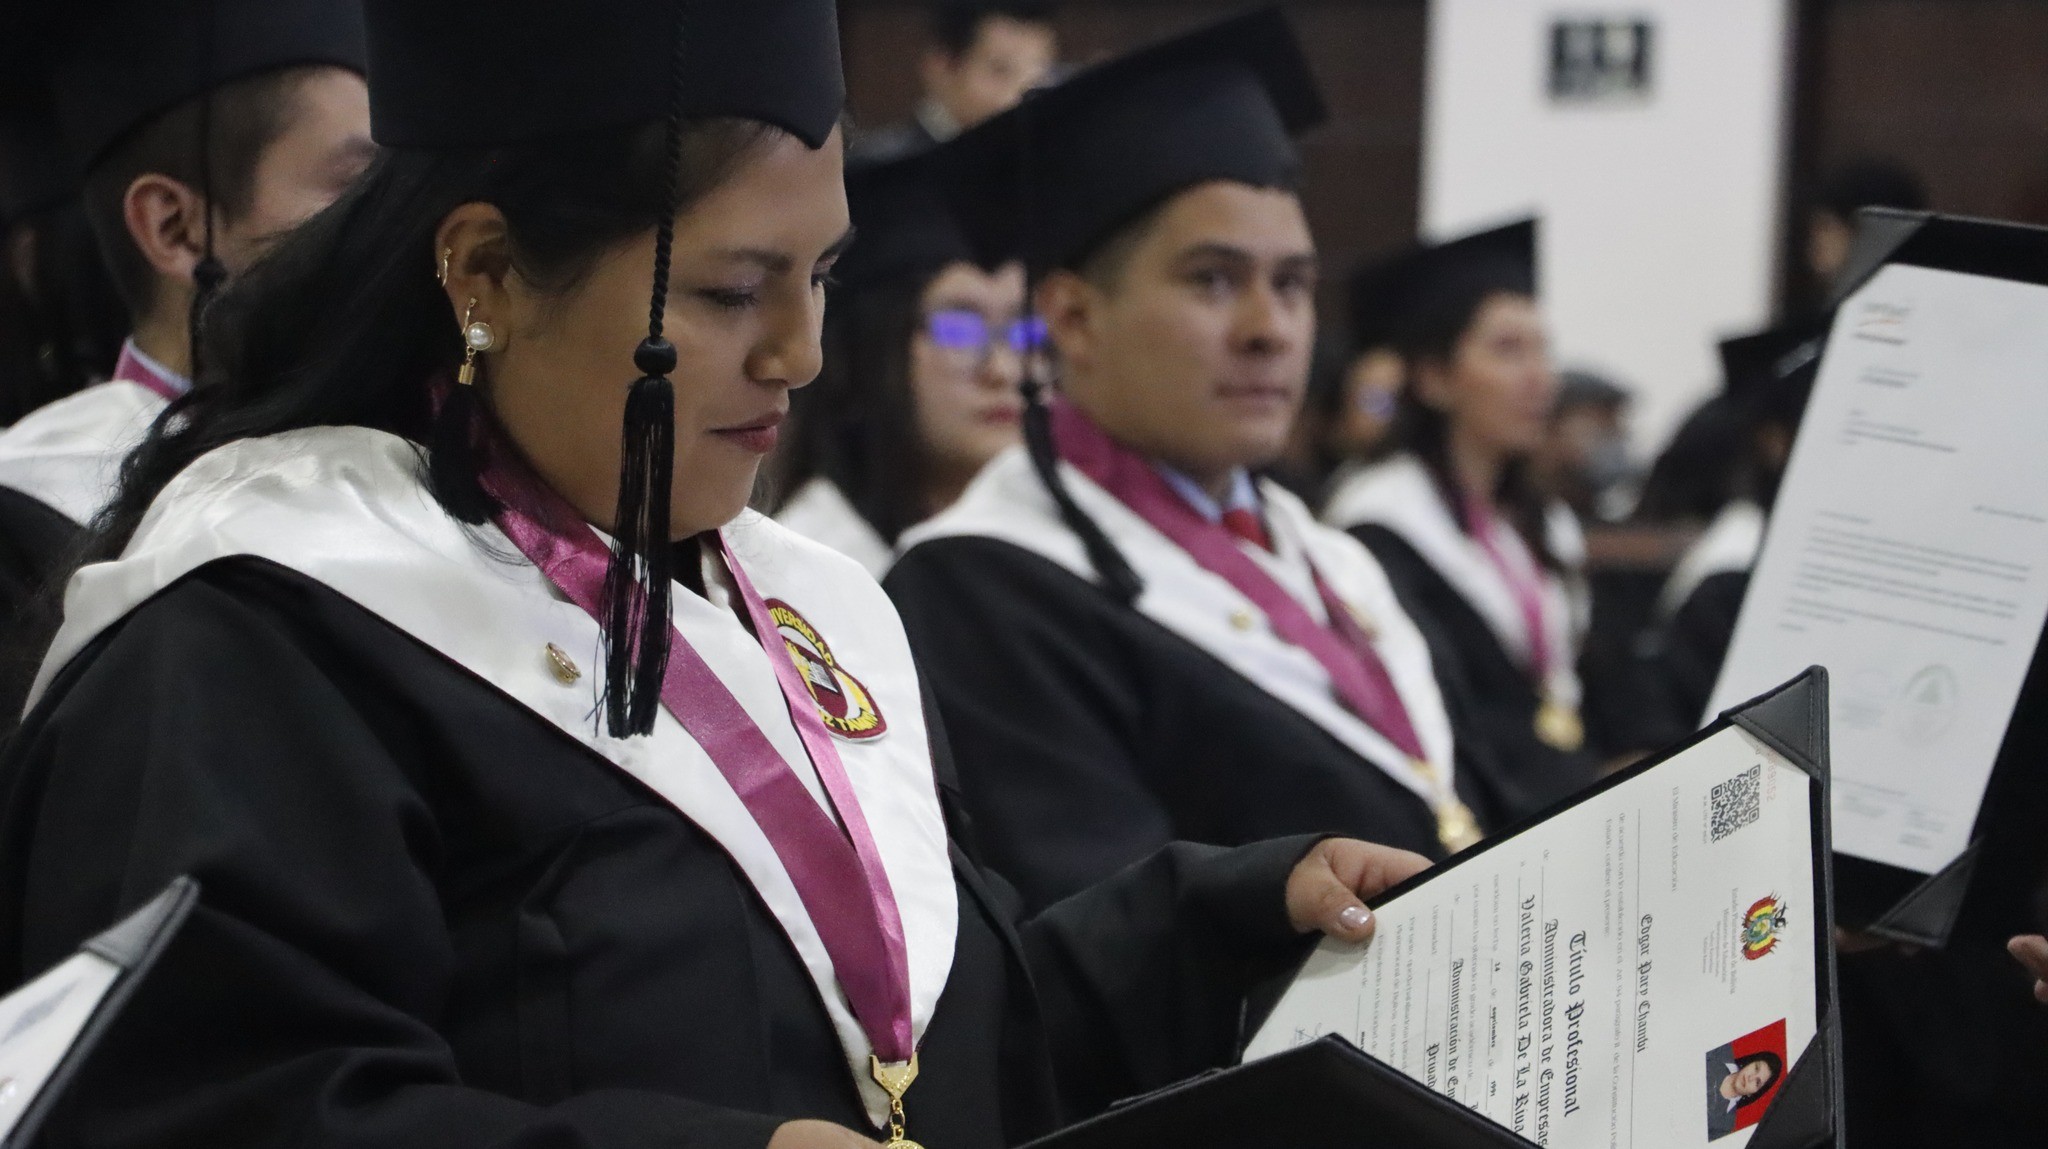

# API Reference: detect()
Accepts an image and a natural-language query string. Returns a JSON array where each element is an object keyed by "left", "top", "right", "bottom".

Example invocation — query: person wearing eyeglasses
[{"left": 773, "top": 152, "right": 1036, "bottom": 578}]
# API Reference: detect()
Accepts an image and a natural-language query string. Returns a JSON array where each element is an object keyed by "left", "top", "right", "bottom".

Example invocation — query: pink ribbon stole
[
  {"left": 112, "top": 343, "right": 187, "bottom": 402},
  {"left": 1459, "top": 493, "right": 1556, "bottom": 683},
  {"left": 477, "top": 454, "right": 916, "bottom": 1064},
  {"left": 1049, "top": 402, "right": 1429, "bottom": 763}
]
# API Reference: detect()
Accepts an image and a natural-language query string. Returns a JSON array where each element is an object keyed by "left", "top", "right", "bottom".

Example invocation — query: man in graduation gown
[
  {"left": 0, "top": 0, "right": 371, "bottom": 629},
  {"left": 887, "top": 8, "right": 1505, "bottom": 912}
]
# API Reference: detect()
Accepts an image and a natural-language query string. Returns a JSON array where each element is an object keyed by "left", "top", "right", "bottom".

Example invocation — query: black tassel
[
  {"left": 596, "top": 1, "right": 691, "bottom": 738},
  {"left": 187, "top": 254, "right": 226, "bottom": 382},
  {"left": 189, "top": 0, "right": 224, "bottom": 383},
  {"left": 1020, "top": 381, "right": 1143, "bottom": 605},
  {"left": 602, "top": 341, "right": 678, "bottom": 737}
]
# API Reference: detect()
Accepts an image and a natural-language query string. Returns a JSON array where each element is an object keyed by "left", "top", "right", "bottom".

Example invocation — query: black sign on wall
[{"left": 1549, "top": 18, "right": 1655, "bottom": 104}]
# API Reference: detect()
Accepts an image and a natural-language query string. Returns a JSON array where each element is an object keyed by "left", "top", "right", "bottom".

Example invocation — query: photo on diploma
[{"left": 1703, "top": 1019, "right": 1789, "bottom": 1141}]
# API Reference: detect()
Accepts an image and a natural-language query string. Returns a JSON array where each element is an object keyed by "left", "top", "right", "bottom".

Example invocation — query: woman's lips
[
  {"left": 979, "top": 406, "right": 1023, "bottom": 427},
  {"left": 711, "top": 412, "right": 784, "bottom": 454}
]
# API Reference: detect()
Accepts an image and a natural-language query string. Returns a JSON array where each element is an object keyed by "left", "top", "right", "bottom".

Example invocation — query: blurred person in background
[
  {"left": 1284, "top": 259, "right": 1412, "bottom": 507},
  {"left": 773, "top": 152, "right": 1031, "bottom": 578},
  {"left": 1625, "top": 330, "right": 1819, "bottom": 751},
  {"left": 851, "top": 0, "right": 1058, "bottom": 164},
  {"left": 1324, "top": 219, "right": 1602, "bottom": 820},
  {"left": 1529, "top": 368, "right": 1634, "bottom": 525},
  {"left": 1636, "top": 158, "right": 1925, "bottom": 535},
  {"left": 0, "top": 0, "right": 371, "bottom": 641}
]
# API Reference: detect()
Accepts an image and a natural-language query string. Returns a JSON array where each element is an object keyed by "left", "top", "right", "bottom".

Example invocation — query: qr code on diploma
[{"left": 1710, "top": 765, "right": 1763, "bottom": 842}]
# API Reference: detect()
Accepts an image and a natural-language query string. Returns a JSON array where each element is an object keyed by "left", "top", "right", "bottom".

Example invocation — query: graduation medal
[
  {"left": 1535, "top": 693, "right": 1585, "bottom": 753},
  {"left": 871, "top": 1054, "right": 924, "bottom": 1149},
  {"left": 1413, "top": 757, "right": 1482, "bottom": 852}
]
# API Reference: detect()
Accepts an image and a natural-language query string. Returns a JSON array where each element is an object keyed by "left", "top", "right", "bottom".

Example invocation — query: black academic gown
[
  {"left": 1343, "top": 528, "right": 1597, "bottom": 816},
  {"left": 886, "top": 449, "right": 1499, "bottom": 914},
  {"left": 0, "top": 556, "right": 1324, "bottom": 1149}
]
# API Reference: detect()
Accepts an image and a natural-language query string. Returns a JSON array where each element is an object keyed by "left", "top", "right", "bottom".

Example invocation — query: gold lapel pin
[{"left": 544, "top": 643, "right": 581, "bottom": 685}]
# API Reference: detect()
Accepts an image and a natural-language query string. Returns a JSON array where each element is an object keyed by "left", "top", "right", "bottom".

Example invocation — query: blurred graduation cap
[
  {"left": 937, "top": 5, "right": 1326, "bottom": 276},
  {"left": 46, "top": 0, "right": 368, "bottom": 176},
  {"left": 1347, "top": 219, "right": 1538, "bottom": 357},
  {"left": 364, "top": 0, "right": 843, "bottom": 150},
  {"left": 836, "top": 152, "right": 978, "bottom": 292}
]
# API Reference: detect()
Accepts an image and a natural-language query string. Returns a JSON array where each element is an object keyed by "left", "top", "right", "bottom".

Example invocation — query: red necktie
[{"left": 1221, "top": 507, "right": 1272, "bottom": 552}]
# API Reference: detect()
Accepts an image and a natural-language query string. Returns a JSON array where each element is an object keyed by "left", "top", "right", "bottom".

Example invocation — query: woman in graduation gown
[
  {"left": 773, "top": 152, "right": 1030, "bottom": 579},
  {"left": 1321, "top": 221, "right": 1600, "bottom": 822},
  {"left": 0, "top": 3, "right": 1429, "bottom": 1146}
]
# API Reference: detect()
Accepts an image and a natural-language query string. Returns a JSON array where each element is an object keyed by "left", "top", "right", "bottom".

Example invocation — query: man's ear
[
  {"left": 1036, "top": 269, "right": 1098, "bottom": 375},
  {"left": 122, "top": 172, "right": 207, "bottom": 288},
  {"left": 433, "top": 203, "right": 517, "bottom": 341}
]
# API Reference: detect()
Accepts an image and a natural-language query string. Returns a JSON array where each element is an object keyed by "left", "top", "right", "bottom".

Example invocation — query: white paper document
[
  {"left": 1707, "top": 264, "right": 2048, "bottom": 874},
  {"left": 1248, "top": 727, "right": 1818, "bottom": 1149},
  {"left": 0, "top": 949, "right": 122, "bottom": 1142}
]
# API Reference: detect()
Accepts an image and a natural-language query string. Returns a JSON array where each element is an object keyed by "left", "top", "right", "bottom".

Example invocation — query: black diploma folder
[
  {"left": 0, "top": 877, "right": 199, "bottom": 1148},
  {"left": 1025, "top": 671, "right": 1843, "bottom": 1149}
]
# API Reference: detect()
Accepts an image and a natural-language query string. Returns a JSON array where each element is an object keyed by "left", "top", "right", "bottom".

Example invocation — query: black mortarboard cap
[
  {"left": 836, "top": 152, "right": 978, "bottom": 291},
  {"left": 364, "top": 0, "right": 844, "bottom": 150},
  {"left": 1356, "top": 218, "right": 1537, "bottom": 355},
  {"left": 47, "top": 0, "right": 368, "bottom": 175},
  {"left": 938, "top": 6, "right": 1325, "bottom": 276}
]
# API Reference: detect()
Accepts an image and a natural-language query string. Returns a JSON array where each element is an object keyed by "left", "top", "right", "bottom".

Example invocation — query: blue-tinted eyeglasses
[{"left": 925, "top": 309, "right": 1048, "bottom": 355}]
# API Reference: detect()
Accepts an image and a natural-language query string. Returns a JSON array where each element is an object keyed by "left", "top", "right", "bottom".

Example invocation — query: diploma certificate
[
  {"left": 1708, "top": 264, "right": 2048, "bottom": 876},
  {"left": 1248, "top": 726, "right": 1820, "bottom": 1148}
]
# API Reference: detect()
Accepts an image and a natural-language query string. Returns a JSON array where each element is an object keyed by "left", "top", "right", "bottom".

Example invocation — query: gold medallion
[
  {"left": 1436, "top": 799, "right": 1483, "bottom": 852},
  {"left": 871, "top": 1053, "right": 923, "bottom": 1149},
  {"left": 1535, "top": 695, "right": 1585, "bottom": 753}
]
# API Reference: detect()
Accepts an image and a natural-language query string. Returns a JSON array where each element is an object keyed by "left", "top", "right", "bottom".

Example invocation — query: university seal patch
[
  {"left": 1740, "top": 895, "right": 1787, "bottom": 961},
  {"left": 766, "top": 599, "right": 888, "bottom": 741}
]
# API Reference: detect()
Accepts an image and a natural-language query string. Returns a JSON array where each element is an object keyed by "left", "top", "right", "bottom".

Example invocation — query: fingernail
[{"left": 1339, "top": 905, "right": 1373, "bottom": 933}]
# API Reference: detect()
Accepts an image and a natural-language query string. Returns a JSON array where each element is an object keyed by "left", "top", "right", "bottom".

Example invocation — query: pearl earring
[{"left": 458, "top": 299, "right": 494, "bottom": 386}]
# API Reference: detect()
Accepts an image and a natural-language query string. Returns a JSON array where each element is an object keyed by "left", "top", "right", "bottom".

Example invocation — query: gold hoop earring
[
  {"left": 458, "top": 299, "right": 494, "bottom": 386},
  {"left": 437, "top": 248, "right": 452, "bottom": 286}
]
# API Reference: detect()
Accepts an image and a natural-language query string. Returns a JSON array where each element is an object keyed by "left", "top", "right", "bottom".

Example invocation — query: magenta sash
[
  {"left": 1459, "top": 493, "right": 1555, "bottom": 682},
  {"left": 112, "top": 342, "right": 188, "bottom": 402},
  {"left": 1049, "top": 402, "right": 1429, "bottom": 763},
  {"left": 476, "top": 450, "right": 916, "bottom": 1064}
]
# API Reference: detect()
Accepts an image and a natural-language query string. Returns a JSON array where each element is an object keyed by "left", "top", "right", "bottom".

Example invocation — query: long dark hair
[
  {"left": 1388, "top": 288, "right": 1563, "bottom": 572},
  {"left": 777, "top": 270, "right": 940, "bottom": 545},
  {"left": 5, "top": 118, "right": 776, "bottom": 707}
]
